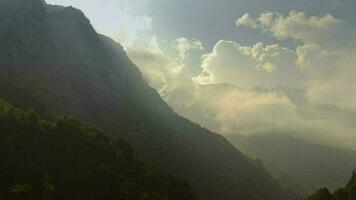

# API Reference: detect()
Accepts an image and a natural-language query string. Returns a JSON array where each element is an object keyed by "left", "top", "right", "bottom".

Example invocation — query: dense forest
[
  {"left": 306, "top": 172, "right": 356, "bottom": 200},
  {"left": 0, "top": 101, "right": 195, "bottom": 200}
]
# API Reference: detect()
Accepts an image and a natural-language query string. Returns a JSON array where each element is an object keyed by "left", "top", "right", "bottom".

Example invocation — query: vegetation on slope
[
  {"left": 0, "top": 102, "right": 195, "bottom": 200},
  {"left": 306, "top": 172, "right": 356, "bottom": 200}
]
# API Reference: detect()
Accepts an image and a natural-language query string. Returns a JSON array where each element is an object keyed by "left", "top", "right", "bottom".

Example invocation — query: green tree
[
  {"left": 0, "top": 103, "right": 196, "bottom": 200},
  {"left": 308, "top": 188, "right": 335, "bottom": 200}
]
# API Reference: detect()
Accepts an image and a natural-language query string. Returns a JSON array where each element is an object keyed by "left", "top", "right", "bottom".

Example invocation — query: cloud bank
[
  {"left": 236, "top": 11, "right": 356, "bottom": 112},
  {"left": 125, "top": 11, "right": 356, "bottom": 150}
]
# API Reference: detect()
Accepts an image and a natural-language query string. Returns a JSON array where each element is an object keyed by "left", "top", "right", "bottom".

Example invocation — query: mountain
[
  {"left": 0, "top": 101, "right": 195, "bottom": 200},
  {"left": 306, "top": 171, "right": 356, "bottom": 200},
  {"left": 230, "top": 133, "right": 356, "bottom": 196},
  {"left": 0, "top": 0, "right": 293, "bottom": 199}
]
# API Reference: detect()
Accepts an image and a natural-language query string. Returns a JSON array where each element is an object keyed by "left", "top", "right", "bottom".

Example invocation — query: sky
[{"left": 45, "top": 0, "right": 356, "bottom": 150}]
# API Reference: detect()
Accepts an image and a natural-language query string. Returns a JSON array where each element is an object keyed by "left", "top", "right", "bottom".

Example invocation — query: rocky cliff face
[{"left": 0, "top": 1, "right": 293, "bottom": 199}]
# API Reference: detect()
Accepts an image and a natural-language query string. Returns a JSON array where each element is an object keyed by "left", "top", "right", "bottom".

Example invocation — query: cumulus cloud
[
  {"left": 162, "top": 81, "right": 356, "bottom": 150},
  {"left": 235, "top": 11, "right": 356, "bottom": 111},
  {"left": 179, "top": 12, "right": 356, "bottom": 149},
  {"left": 236, "top": 13, "right": 258, "bottom": 29},
  {"left": 126, "top": 36, "right": 205, "bottom": 90},
  {"left": 125, "top": 10, "right": 356, "bottom": 150},
  {"left": 127, "top": 45, "right": 169, "bottom": 89},
  {"left": 211, "top": 88, "right": 298, "bottom": 135},
  {"left": 194, "top": 40, "right": 300, "bottom": 88},
  {"left": 236, "top": 11, "right": 356, "bottom": 47}
]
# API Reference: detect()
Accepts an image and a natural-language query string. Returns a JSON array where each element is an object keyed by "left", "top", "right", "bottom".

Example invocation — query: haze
[{"left": 46, "top": 0, "right": 356, "bottom": 150}]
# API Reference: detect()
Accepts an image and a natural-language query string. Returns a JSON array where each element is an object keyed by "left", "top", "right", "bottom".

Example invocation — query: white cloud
[
  {"left": 126, "top": 36, "right": 205, "bottom": 90},
  {"left": 211, "top": 89, "right": 298, "bottom": 135},
  {"left": 163, "top": 12, "right": 356, "bottom": 150},
  {"left": 237, "top": 11, "right": 356, "bottom": 48},
  {"left": 194, "top": 40, "right": 300, "bottom": 88},
  {"left": 133, "top": 2, "right": 356, "bottom": 149},
  {"left": 236, "top": 13, "right": 258, "bottom": 29},
  {"left": 124, "top": 10, "right": 356, "bottom": 150},
  {"left": 236, "top": 11, "right": 356, "bottom": 112}
]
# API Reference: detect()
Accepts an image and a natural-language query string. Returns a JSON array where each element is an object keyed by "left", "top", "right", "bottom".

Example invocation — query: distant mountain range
[
  {"left": 0, "top": 0, "right": 293, "bottom": 199},
  {"left": 230, "top": 133, "right": 356, "bottom": 196}
]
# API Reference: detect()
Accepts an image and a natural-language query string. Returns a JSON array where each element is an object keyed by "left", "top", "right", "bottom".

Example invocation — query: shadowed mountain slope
[
  {"left": 0, "top": 101, "right": 196, "bottom": 200},
  {"left": 0, "top": 1, "right": 293, "bottom": 199},
  {"left": 306, "top": 172, "right": 356, "bottom": 200},
  {"left": 231, "top": 134, "right": 356, "bottom": 196}
]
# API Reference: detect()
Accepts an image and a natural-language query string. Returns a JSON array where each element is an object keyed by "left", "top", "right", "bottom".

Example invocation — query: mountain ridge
[{"left": 0, "top": 0, "right": 293, "bottom": 199}]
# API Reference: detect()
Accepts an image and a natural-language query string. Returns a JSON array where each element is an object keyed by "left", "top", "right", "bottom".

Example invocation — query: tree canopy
[
  {"left": 306, "top": 172, "right": 356, "bottom": 200},
  {"left": 0, "top": 102, "right": 195, "bottom": 200}
]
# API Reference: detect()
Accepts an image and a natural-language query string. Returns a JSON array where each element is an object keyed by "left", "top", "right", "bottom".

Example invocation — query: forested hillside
[{"left": 0, "top": 101, "right": 195, "bottom": 200}]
